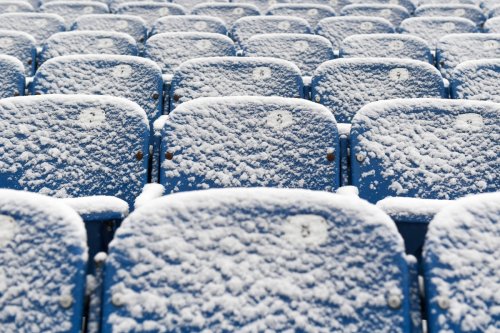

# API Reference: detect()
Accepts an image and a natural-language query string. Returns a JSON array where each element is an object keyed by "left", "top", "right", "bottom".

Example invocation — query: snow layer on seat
[
  {"left": 0, "top": 189, "right": 87, "bottom": 332},
  {"left": 488, "top": 5, "right": 500, "bottom": 18},
  {"left": 316, "top": 16, "right": 394, "bottom": 49},
  {"left": 39, "top": 31, "right": 138, "bottom": 64},
  {"left": 231, "top": 16, "right": 312, "bottom": 47},
  {"left": 171, "top": 0, "right": 228, "bottom": 10},
  {"left": 150, "top": 15, "right": 227, "bottom": 35},
  {"left": 423, "top": 192, "right": 500, "bottom": 333},
  {"left": 244, "top": 33, "right": 334, "bottom": 77},
  {"left": 340, "top": 34, "right": 432, "bottom": 63},
  {"left": 266, "top": 4, "right": 336, "bottom": 27},
  {"left": 399, "top": 17, "right": 478, "bottom": 48},
  {"left": 484, "top": 17, "right": 500, "bottom": 33},
  {"left": 450, "top": 59, "right": 500, "bottom": 102},
  {"left": 342, "top": 0, "right": 415, "bottom": 14},
  {"left": 311, "top": 58, "right": 444, "bottom": 123},
  {"left": 436, "top": 33, "right": 500, "bottom": 79},
  {"left": 101, "top": 187, "right": 411, "bottom": 332},
  {"left": 232, "top": 0, "right": 288, "bottom": 12},
  {"left": 145, "top": 32, "right": 235, "bottom": 74},
  {"left": 33, "top": 54, "right": 163, "bottom": 127},
  {"left": 0, "top": 13, "right": 65, "bottom": 46},
  {"left": 114, "top": 2, "right": 186, "bottom": 26},
  {"left": 170, "top": 57, "right": 303, "bottom": 109},
  {"left": 415, "top": 4, "right": 486, "bottom": 26},
  {"left": 0, "top": 95, "right": 149, "bottom": 207},
  {"left": 41, "top": 1, "right": 108, "bottom": 27},
  {"left": 0, "top": 30, "right": 36, "bottom": 76},
  {"left": 481, "top": 0, "right": 499, "bottom": 11},
  {"left": 191, "top": 3, "right": 260, "bottom": 26},
  {"left": 340, "top": 4, "right": 410, "bottom": 26},
  {"left": 0, "top": 55, "right": 24, "bottom": 98},
  {"left": 350, "top": 98, "right": 500, "bottom": 202},
  {"left": 0, "top": 1, "right": 34, "bottom": 13},
  {"left": 158, "top": 96, "right": 339, "bottom": 192},
  {"left": 71, "top": 14, "right": 147, "bottom": 42},
  {"left": 418, "top": 0, "right": 476, "bottom": 5}
]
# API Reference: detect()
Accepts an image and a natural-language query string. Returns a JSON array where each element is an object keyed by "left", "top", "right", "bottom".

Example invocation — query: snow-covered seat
[
  {"left": 337, "top": 0, "right": 415, "bottom": 14},
  {"left": 0, "top": 55, "right": 25, "bottom": 98},
  {"left": 39, "top": 31, "right": 138, "bottom": 64},
  {"left": 40, "top": 1, "right": 109, "bottom": 28},
  {"left": 399, "top": 17, "right": 478, "bottom": 48},
  {"left": 481, "top": 0, "right": 499, "bottom": 12},
  {"left": 423, "top": 192, "right": 500, "bottom": 333},
  {"left": 484, "top": 17, "right": 500, "bottom": 33},
  {"left": 340, "top": 4, "right": 409, "bottom": 27},
  {"left": 232, "top": 0, "right": 287, "bottom": 12},
  {"left": 415, "top": 4, "right": 486, "bottom": 26},
  {"left": 489, "top": 5, "right": 500, "bottom": 18},
  {"left": 0, "top": 189, "right": 87, "bottom": 332},
  {"left": 436, "top": 33, "right": 500, "bottom": 79},
  {"left": 169, "top": 57, "right": 303, "bottom": 109},
  {"left": 101, "top": 187, "right": 415, "bottom": 332},
  {"left": 150, "top": 15, "right": 227, "bottom": 35},
  {"left": 0, "top": 1, "right": 34, "bottom": 13},
  {"left": 340, "top": 34, "right": 433, "bottom": 64},
  {"left": 32, "top": 55, "right": 163, "bottom": 129},
  {"left": 0, "top": 30, "right": 36, "bottom": 76},
  {"left": 114, "top": 2, "right": 186, "bottom": 27},
  {"left": 311, "top": 58, "right": 444, "bottom": 123},
  {"left": 191, "top": 3, "right": 260, "bottom": 26},
  {"left": 316, "top": 16, "right": 394, "bottom": 50},
  {"left": 71, "top": 14, "right": 147, "bottom": 43},
  {"left": 450, "top": 59, "right": 500, "bottom": 102},
  {"left": 171, "top": 0, "right": 229, "bottom": 11},
  {"left": 266, "top": 4, "right": 336, "bottom": 27},
  {"left": 418, "top": 0, "right": 476, "bottom": 5},
  {"left": 0, "top": 13, "right": 65, "bottom": 46}
]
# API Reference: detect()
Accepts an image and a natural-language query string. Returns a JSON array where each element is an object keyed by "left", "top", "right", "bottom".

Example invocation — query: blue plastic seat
[
  {"left": 0, "top": 13, "right": 65, "bottom": 46},
  {"left": 39, "top": 31, "right": 138, "bottom": 64},
  {"left": 316, "top": 16, "right": 394, "bottom": 50},
  {"left": 415, "top": 4, "right": 486, "bottom": 26},
  {"left": 450, "top": 59, "right": 500, "bottom": 102},
  {"left": 191, "top": 3, "right": 260, "bottom": 26},
  {"left": 418, "top": 0, "right": 477, "bottom": 4},
  {"left": 488, "top": 4, "right": 500, "bottom": 18},
  {"left": 340, "top": 4, "right": 410, "bottom": 26},
  {"left": 340, "top": 34, "right": 433, "bottom": 64},
  {"left": 101, "top": 187, "right": 415, "bottom": 332},
  {"left": 423, "top": 192, "right": 500, "bottom": 333},
  {"left": 114, "top": 2, "right": 186, "bottom": 26},
  {"left": 333, "top": 0, "right": 415, "bottom": 14},
  {"left": 0, "top": 55, "right": 24, "bottom": 98},
  {"left": 436, "top": 33, "right": 500, "bottom": 79},
  {"left": 40, "top": 1, "right": 109, "bottom": 27},
  {"left": 0, "top": 1, "right": 34, "bottom": 13},
  {"left": 169, "top": 57, "right": 303, "bottom": 109},
  {"left": 171, "top": 0, "right": 229, "bottom": 10},
  {"left": 0, "top": 189, "right": 87, "bottom": 332},
  {"left": 0, "top": 30, "right": 36, "bottom": 76},
  {"left": 150, "top": 15, "right": 227, "bottom": 35},
  {"left": 481, "top": 0, "right": 499, "bottom": 12},
  {"left": 266, "top": 4, "right": 336, "bottom": 27},
  {"left": 71, "top": 14, "right": 147, "bottom": 43},
  {"left": 232, "top": 0, "right": 288, "bottom": 12},
  {"left": 484, "top": 17, "right": 500, "bottom": 33},
  {"left": 311, "top": 58, "right": 444, "bottom": 123}
]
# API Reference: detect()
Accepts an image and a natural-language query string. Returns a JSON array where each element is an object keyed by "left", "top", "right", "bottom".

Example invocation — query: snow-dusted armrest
[
  {"left": 377, "top": 197, "right": 452, "bottom": 223},
  {"left": 443, "top": 78, "right": 449, "bottom": 90},
  {"left": 336, "top": 186, "right": 359, "bottom": 196},
  {"left": 153, "top": 114, "right": 169, "bottom": 137},
  {"left": 337, "top": 123, "right": 351, "bottom": 137},
  {"left": 134, "top": 183, "right": 165, "bottom": 210},
  {"left": 162, "top": 73, "right": 173, "bottom": 86},
  {"left": 61, "top": 196, "right": 129, "bottom": 222}
]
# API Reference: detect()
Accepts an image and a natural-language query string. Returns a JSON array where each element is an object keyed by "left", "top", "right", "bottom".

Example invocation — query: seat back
[
  {"left": 340, "top": 4, "right": 410, "bottom": 26},
  {"left": 232, "top": 0, "right": 288, "bottom": 12},
  {"left": 0, "top": 1, "right": 34, "bottom": 13},
  {"left": 114, "top": 2, "right": 186, "bottom": 26},
  {"left": 266, "top": 4, "right": 336, "bottom": 27},
  {"left": 41, "top": 1, "right": 109, "bottom": 27},
  {"left": 0, "top": 55, "right": 24, "bottom": 98},
  {"left": 350, "top": 98, "right": 500, "bottom": 202},
  {"left": 340, "top": 33, "right": 432, "bottom": 63},
  {"left": 0, "top": 189, "right": 87, "bottom": 332},
  {"left": 490, "top": 5, "right": 500, "bottom": 18},
  {"left": 171, "top": 0, "right": 229, "bottom": 10},
  {"left": 450, "top": 59, "right": 500, "bottom": 102},
  {"left": 170, "top": 57, "right": 303, "bottom": 109},
  {"left": 71, "top": 14, "right": 147, "bottom": 42},
  {"left": 418, "top": 0, "right": 476, "bottom": 5},
  {"left": 414, "top": 4, "right": 486, "bottom": 26},
  {"left": 0, "top": 13, "right": 65, "bottom": 46},
  {"left": 423, "top": 192, "right": 500, "bottom": 333},
  {"left": 150, "top": 15, "right": 227, "bottom": 35},
  {"left": 484, "top": 17, "right": 500, "bottom": 33},
  {"left": 311, "top": 58, "right": 444, "bottom": 123},
  {"left": 101, "top": 187, "right": 413, "bottom": 332},
  {"left": 191, "top": 3, "right": 260, "bottom": 26},
  {"left": 334, "top": 0, "right": 415, "bottom": 14},
  {"left": 0, "top": 30, "right": 36, "bottom": 75}
]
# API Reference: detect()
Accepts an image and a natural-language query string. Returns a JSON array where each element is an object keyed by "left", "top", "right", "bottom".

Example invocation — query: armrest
[
  {"left": 61, "top": 196, "right": 129, "bottom": 222},
  {"left": 377, "top": 197, "right": 452, "bottom": 224},
  {"left": 134, "top": 183, "right": 165, "bottom": 210},
  {"left": 336, "top": 186, "right": 359, "bottom": 196}
]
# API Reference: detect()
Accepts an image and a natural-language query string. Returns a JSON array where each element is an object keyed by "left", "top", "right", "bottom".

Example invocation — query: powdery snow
[
  {"left": 414, "top": 4, "right": 486, "bottom": 26},
  {"left": 484, "top": 17, "right": 500, "bottom": 33},
  {"left": 0, "top": 1, "right": 34, "bottom": 13},
  {"left": 114, "top": 2, "right": 186, "bottom": 26},
  {"left": 191, "top": 3, "right": 260, "bottom": 26},
  {"left": 71, "top": 14, "right": 148, "bottom": 42},
  {"left": 150, "top": 15, "right": 227, "bottom": 35},
  {"left": 62, "top": 196, "right": 129, "bottom": 219},
  {"left": 0, "top": 30, "right": 36, "bottom": 75},
  {"left": 0, "top": 55, "right": 24, "bottom": 98},
  {"left": 134, "top": 183, "right": 165, "bottom": 209},
  {"left": 0, "top": 13, "right": 65, "bottom": 46},
  {"left": 377, "top": 197, "right": 452, "bottom": 223},
  {"left": 266, "top": 4, "right": 337, "bottom": 27},
  {"left": 450, "top": 59, "right": 500, "bottom": 102},
  {"left": 40, "top": 1, "right": 109, "bottom": 27},
  {"left": 171, "top": 0, "right": 229, "bottom": 10},
  {"left": 340, "top": 4, "right": 410, "bottom": 26}
]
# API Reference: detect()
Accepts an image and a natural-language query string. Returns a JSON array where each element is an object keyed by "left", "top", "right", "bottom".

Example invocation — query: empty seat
[
  {"left": 436, "top": 33, "right": 500, "bottom": 79},
  {"left": 481, "top": 0, "right": 499, "bottom": 12},
  {"left": 71, "top": 14, "right": 147, "bottom": 43},
  {"left": 488, "top": 5, "right": 500, "bottom": 18},
  {"left": 0, "top": 1, "right": 34, "bottom": 13},
  {"left": 150, "top": 15, "right": 227, "bottom": 35},
  {"left": 484, "top": 17, "right": 500, "bottom": 33},
  {"left": 0, "top": 189, "right": 87, "bottom": 332},
  {"left": 415, "top": 4, "right": 486, "bottom": 26},
  {"left": 171, "top": 0, "right": 229, "bottom": 10},
  {"left": 191, "top": 3, "right": 260, "bottom": 26},
  {"left": 399, "top": 17, "right": 478, "bottom": 48},
  {"left": 423, "top": 192, "right": 500, "bottom": 333},
  {"left": 40, "top": 1, "right": 109, "bottom": 27},
  {"left": 0, "top": 55, "right": 24, "bottom": 98},
  {"left": 316, "top": 16, "right": 394, "bottom": 49},
  {"left": 311, "top": 58, "right": 444, "bottom": 123},
  {"left": 350, "top": 98, "right": 499, "bottom": 203},
  {"left": 32, "top": 55, "right": 163, "bottom": 128},
  {"left": 169, "top": 57, "right": 303, "bottom": 109},
  {"left": 0, "top": 13, "right": 65, "bottom": 46},
  {"left": 418, "top": 0, "right": 476, "bottom": 5},
  {"left": 0, "top": 30, "right": 36, "bottom": 76},
  {"left": 39, "top": 31, "right": 138, "bottom": 64},
  {"left": 266, "top": 4, "right": 336, "bottom": 27},
  {"left": 450, "top": 59, "right": 500, "bottom": 102},
  {"left": 340, "top": 34, "right": 433, "bottom": 64},
  {"left": 232, "top": 0, "right": 288, "bottom": 12},
  {"left": 145, "top": 32, "right": 235, "bottom": 74},
  {"left": 114, "top": 2, "right": 186, "bottom": 26},
  {"left": 244, "top": 33, "right": 334, "bottom": 77},
  {"left": 341, "top": 4, "right": 409, "bottom": 27},
  {"left": 101, "top": 187, "right": 414, "bottom": 332},
  {"left": 338, "top": 0, "right": 415, "bottom": 14}
]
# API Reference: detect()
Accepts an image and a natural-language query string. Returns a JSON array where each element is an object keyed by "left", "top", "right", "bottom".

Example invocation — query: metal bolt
[
  {"left": 387, "top": 294, "right": 401, "bottom": 309},
  {"left": 152, "top": 92, "right": 159, "bottom": 100},
  {"left": 35, "top": 92, "right": 41, "bottom": 95},
  {"left": 314, "top": 95, "right": 321, "bottom": 103},
  {"left": 173, "top": 94, "right": 180, "bottom": 102},
  {"left": 135, "top": 151, "right": 143, "bottom": 161},
  {"left": 59, "top": 295, "right": 73, "bottom": 309},
  {"left": 165, "top": 152, "right": 173, "bottom": 160},
  {"left": 437, "top": 296, "right": 450, "bottom": 310},
  {"left": 27, "top": 59, "right": 32, "bottom": 65},
  {"left": 13, "top": 91, "right": 19, "bottom": 97},
  {"left": 327, "top": 152, "right": 335, "bottom": 161},
  {"left": 356, "top": 153, "right": 366, "bottom": 163}
]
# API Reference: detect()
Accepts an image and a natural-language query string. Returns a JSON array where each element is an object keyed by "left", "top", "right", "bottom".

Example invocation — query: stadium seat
[
  {"left": 71, "top": 14, "right": 147, "bottom": 43},
  {"left": 436, "top": 33, "right": 500, "bottom": 78},
  {"left": 316, "top": 16, "right": 394, "bottom": 50},
  {"left": 101, "top": 187, "right": 415, "bottom": 332},
  {"left": 418, "top": 0, "right": 476, "bottom": 5},
  {"left": 232, "top": 0, "right": 288, "bottom": 12},
  {"left": 0, "top": 13, "right": 65, "bottom": 46},
  {"left": 399, "top": 17, "right": 478, "bottom": 48},
  {"left": 191, "top": 3, "right": 260, "bottom": 26},
  {"left": 450, "top": 59, "right": 500, "bottom": 102},
  {"left": 231, "top": 16, "right": 312, "bottom": 48},
  {"left": 0, "top": 30, "right": 36, "bottom": 76},
  {"left": 340, "top": 4, "right": 410, "bottom": 27},
  {"left": 0, "top": 189, "right": 87, "bottom": 332},
  {"left": 266, "top": 4, "right": 336, "bottom": 27},
  {"left": 481, "top": 0, "right": 499, "bottom": 12},
  {"left": 114, "top": 2, "right": 186, "bottom": 26},
  {"left": 423, "top": 192, "right": 500, "bottom": 333},
  {"left": 0, "top": 1, "right": 34, "bottom": 13},
  {"left": 489, "top": 5, "right": 500, "bottom": 18},
  {"left": 40, "top": 1, "right": 109, "bottom": 28},
  {"left": 340, "top": 34, "right": 433, "bottom": 64},
  {"left": 484, "top": 17, "right": 500, "bottom": 33},
  {"left": 150, "top": 15, "right": 227, "bottom": 36},
  {"left": 415, "top": 4, "right": 486, "bottom": 26},
  {"left": 0, "top": 55, "right": 24, "bottom": 98},
  {"left": 338, "top": 0, "right": 415, "bottom": 14},
  {"left": 311, "top": 58, "right": 444, "bottom": 123},
  {"left": 39, "top": 31, "right": 138, "bottom": 64},
  {"left": 171, "top": 0, "right": 229, "bottom": 11},
  {"left": 169, "top": 57, "right": 303, "bottom": 109}
]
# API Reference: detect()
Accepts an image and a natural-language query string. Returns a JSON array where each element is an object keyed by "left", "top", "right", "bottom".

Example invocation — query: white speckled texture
[
  {"left": 71, "top": 14, "right": 147, "bottom": 42},
  {"left": 151, "top": 15, "right": 227, "bottom": 35},
  {"left": 191, "top": 3, "right": 260, "bottom": 26},
  {"left": 340, "top": 4, "right": 409, "bottom": 26},
  {"left": 0, "top": 13, "right": 65, "bottom": 46},
  {"left": 0, "top": 30, "right": 35, "bottom": 75},
  {"left": 114, "top": 2, "right": 186, "bottom": 26},
  {"left": 415, "top": 4, "right": 486, "bottom": 26},
  {"left": 266, "top": 4, "right": 336, "bottom": 27}
]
